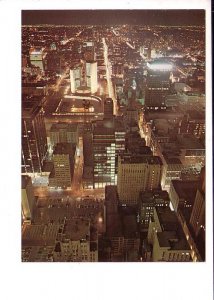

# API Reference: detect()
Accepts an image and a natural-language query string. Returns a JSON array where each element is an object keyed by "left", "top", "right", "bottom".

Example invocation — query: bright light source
[
  {"left": 98, "top": 217, "right": 103, "bottom": 223},
  {"left": 147, "top": 62, "right": 173, "bottom": 71}
]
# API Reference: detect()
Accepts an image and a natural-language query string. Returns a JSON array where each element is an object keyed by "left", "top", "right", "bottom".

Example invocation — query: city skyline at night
[
  {"left": 21, "top": 9, "right": 207, "bottom": 265},
  {"left": 0, "top": 0, "right": 212, "bottom": 298}
]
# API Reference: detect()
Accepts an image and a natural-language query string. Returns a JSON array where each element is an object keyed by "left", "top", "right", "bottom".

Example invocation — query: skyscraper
[
  {"left": 145, "top": 61, "right": 172, "bottom": 110},
  {"left": 22, "top": 99, "right": 48, "bottom": 174},
  {"left": 117, "top": 155, "right": 162, "bottom": 205},
  {"left": 104, "top": 98, "right": 114, "bottom": 119},
  {"left": 92, "top": 118, "right": 125, "bottom": 188},
  {"left": 70, "top": 60, "right": 98, "bottom": 94}
]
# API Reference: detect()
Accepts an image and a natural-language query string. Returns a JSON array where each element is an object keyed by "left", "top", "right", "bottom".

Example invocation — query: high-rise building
[
  {"left": 22, "top": 99, "right": 48, "bottom": 174},
  {"left": 147, "top": 207, "right": 191, "bottom": 262},
  {"left": 92, "top": 118, "right": 125, "bottom": 188},
  {"left": 70, "top": 60, "right": 98, "bottom": 94},
  {"left": 104, "top": 98, "right": 114, "bottom": 119},
  {"left": 117, "top": 155, "right": 162, "bottom": 205},
  {"left": 86, "top": 61, "right": 98, "bottom": 93},
  {"left": 145, "top": 61, "right": 172, "bottom": 110},
  {"left": 50, "top": 143, "right": 75, "bottom": 188},
  {"left": 21, "top": 175, "right": 35, "bottom": 221}
]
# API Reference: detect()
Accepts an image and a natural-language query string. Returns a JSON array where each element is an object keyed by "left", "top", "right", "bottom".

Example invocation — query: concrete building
[
  {"left": 49, "top": 123, "right": 79, "bottom": 147},
  {"left": 50, "top": 143, "right": 75, "bottom": 188},
  {"left": 22, "top": 99, "right": 48, "bottom": 174},
  {"left": 138, "top": 189, "right": 170, "bottom": 231},
  {"left": 21, "top": 175, "right": 35, "bottom": 221},
  {"left": 117, "top": 155, "right": 162, "bottom": 205},
  {"left": 147, "top": 207, "right": 191, "bottom": 262}
]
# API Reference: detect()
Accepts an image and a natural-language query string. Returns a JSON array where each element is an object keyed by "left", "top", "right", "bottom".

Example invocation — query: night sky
[{"left": 22, "top": 10, "right": 205, "bottom": 26}]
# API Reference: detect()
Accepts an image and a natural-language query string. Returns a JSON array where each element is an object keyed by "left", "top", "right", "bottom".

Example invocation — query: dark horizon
[{"left": 22, "top": 10, "right": 205, "bottom": 26}]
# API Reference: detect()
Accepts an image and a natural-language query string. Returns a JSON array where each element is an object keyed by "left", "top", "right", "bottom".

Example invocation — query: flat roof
[
  {"left": 53, "top": 143, "right": 75, "bottom": 155},
  {"left": 63, "top": 219, "right": 90, "bottom": 241},
  {"left": 171, "top": 180, "right": 198, "bottom": 204}
]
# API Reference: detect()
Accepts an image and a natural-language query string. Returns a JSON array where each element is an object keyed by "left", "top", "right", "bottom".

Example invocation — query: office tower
[
  {"left": 21, "top": 175, "right": 35, "bottom": 221},
  {"left": 145, "top": 61, "right": 172, "bottom": 110},
  {"left": 51, "top": 143, "right": 75, "bottom": 188},
  {"left": 29, "top": 47, "right": 45, "bottom": 71},
  {"left": 93, "top": 121, "right": 116, "bottom": 188},
  {"left": 104, "top": 98, "right": 114, "bottom": 119},
  {"left": 147, "top": 207, "right": 191, "bottom": 262},
  {"left": 92, "top": 119, "right": 125, "bottom": 188},
  {"left": 49, "top": 123, "right": 79, "bottom": 147},
  {"left": 22, "top": 99, "right": 48, "bottom": 174},
  {"left": 86, "top": 61, "right": 98, "bottom": 93},
  {"left": 117, "top": 155, "right": 162, "bottom": 205}
]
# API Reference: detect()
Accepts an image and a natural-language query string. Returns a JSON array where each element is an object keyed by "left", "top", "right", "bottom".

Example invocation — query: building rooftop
[
  {"left": 120, "top": 155, "right": 162, "bottom": 165},
  {"left": 22, "top": 99, "right": 43, "bottom": 119},
  {"left": 157, "top": 231, "right": 190, "bottom": 250},
  {"left": 171, "top": 180, "right": 198, "bottom": 204},
  {"left": 139, "top": 189, "right": 170, "bottom": 205},
  {"left": 164, "top": 157, "right": 182, "bottom": 165},
  {"left": 177, "top": 134, "right": 204, "bottom": 150},
  {"left": 53, "top": 143, "right": 75, "bottom": 156},
  {"left": 50, "top": 123, "right": 78, "bottom": 132},
  {"left": 22, "top": 224, "right": 59, "bottom": 247},
  {"left": 155, "top": 207, "right": 190, "bottom": 250},
  {"left": 62, "top": 219, "right": 90, "bottom": 241},
  {"left": 122, "top": 214, "right": 139, "bottom": 239}
]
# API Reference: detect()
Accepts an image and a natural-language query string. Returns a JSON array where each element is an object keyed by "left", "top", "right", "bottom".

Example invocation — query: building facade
[{"left": 22, "top": 99, "right": 48, "bottom": 174}]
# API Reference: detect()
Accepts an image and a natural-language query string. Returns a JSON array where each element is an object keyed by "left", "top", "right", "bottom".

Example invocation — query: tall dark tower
[
  {"left": 22, "top": 99, "right": 48, "bottom": 174},
  {"left": 145, "top": 61, "right": 172, "bottom": 110},
  {"left": 104, "top": 98, "right": 114, "bottom": 119}
]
